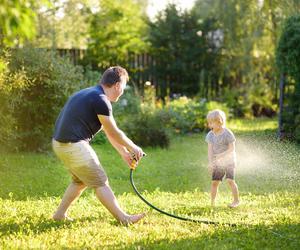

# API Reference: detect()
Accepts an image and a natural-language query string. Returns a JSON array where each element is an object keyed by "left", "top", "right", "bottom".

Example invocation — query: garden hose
[
  {"left": 129, "top": 158, "right": 236, "bottom": 226},
  {"left": 129, "top": 159, "right": 297, "bottom": 241}
]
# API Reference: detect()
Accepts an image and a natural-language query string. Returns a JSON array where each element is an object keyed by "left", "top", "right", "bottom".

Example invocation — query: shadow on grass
[
  {"left": 0, "top": 215, "right": 101, "bottom": 237},
  {"left": 120, "top": 223, "right": 300, "bottom": 250}
]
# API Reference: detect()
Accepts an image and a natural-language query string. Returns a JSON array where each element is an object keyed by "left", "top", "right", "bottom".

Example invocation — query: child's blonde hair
[{"left": 207, "top": 109, "right": 226, "bottom": 128}]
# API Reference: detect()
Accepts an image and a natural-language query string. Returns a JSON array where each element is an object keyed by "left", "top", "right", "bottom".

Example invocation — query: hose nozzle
[{"left": 130, "top": 153, "right": 146, "bottom": 170}]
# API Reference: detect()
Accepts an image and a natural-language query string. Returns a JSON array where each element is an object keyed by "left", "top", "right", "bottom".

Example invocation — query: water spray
[{"left": 129, "top": 155, "right": 298, "bottom": 241}]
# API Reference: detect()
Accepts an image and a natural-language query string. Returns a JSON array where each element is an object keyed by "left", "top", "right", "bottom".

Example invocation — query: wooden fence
[{"left": 56, "top": 49, "right": 190, "bottom": 99}]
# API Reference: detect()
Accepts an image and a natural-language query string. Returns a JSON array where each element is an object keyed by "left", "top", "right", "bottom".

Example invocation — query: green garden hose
[
  {"left": 130, "top": 167, "right": 295, "bottom": 241},
  {"left": 129, "top": 168, "right": 237, "bottom": 226}
]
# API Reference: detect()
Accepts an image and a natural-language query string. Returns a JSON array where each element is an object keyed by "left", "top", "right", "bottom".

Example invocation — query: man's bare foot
[
  {"left": 120, "top": 213, "right": 146, "bottom": 225},
  {"left": 52, "top": 214, "right": 74, "bottom": 221},
  {"left": 228, "top": 201, "right": 239, "bottom": 208}
]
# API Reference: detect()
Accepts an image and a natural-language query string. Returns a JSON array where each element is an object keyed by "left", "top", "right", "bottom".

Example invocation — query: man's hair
[
  {"left": 207, "top": 109, "right": 226, "bottom": 127},
  {"left": 100, "top": 66, "right": 129, "bottom": 87}
]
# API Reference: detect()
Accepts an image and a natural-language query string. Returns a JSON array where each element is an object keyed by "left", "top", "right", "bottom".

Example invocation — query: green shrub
[
  {"left": 0, "top": 54, "right": 29, "bottom": 151},
  {"left": 163, "top": 97, "right": 205, "bottom": 133},
  {"left": 113, "top": 86, "right": 142, "bottom": 126},
  {"left": 222, "top": 87, "right": 249, "bottom": 117},
  {"left": 91, "top": 132, "right": 108, "bottom": 145},
  {"left": 205, "top": 101, "right": 230, "bottom": 119},
  {"left": 5, "top": 47, "right": 83, "bottom": 151},
  {"left": 122, "top": 110, "right": 170, "bottom": 148},
  {"left": 81, "top": 65, "right": 102, "bottom": 88}
]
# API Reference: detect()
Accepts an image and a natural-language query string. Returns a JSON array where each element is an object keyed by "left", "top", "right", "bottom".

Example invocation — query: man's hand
[
  {"left": 120, "top": 149, "right": 133, "bottom": 167},
  {"left": 120, "top": 148, "right": 144, "bottom": 169},
  {"left": 130, "top": 144, "right": 144, "bottom": 162}
]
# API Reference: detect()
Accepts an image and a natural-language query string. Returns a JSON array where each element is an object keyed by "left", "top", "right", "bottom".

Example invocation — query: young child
[{"left": 205, "top": 109, "right": 240, "bottom": 208}]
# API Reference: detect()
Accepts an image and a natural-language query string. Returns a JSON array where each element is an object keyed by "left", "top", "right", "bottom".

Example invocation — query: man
[{"left": 52, "top": 66, "right": 145, "bottom": 224}]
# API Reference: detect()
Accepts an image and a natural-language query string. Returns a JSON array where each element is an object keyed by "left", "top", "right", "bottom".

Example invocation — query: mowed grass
[{"left": 0, "top": 118, "right": 299, "bottom": 249}]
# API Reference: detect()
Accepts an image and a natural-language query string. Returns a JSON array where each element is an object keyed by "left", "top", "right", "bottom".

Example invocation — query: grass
[{"left": 0, "top": 118, "right": 299, "bottom": 249}]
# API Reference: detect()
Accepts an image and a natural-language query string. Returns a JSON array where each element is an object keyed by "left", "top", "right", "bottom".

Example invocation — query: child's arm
[
  {"left": 208, "top": 143, "right": 214, "bottom": 172},
  {"left": 216, "top": 142, "right": 235, "bottom": 158}
]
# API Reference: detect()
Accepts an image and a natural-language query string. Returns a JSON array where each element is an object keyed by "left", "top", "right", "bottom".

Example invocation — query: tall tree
[
  {"left": 86, "top": 0, "right": 149, "bottom": 68},
  {"left": 0, "top": 0, "right": 38, "bottom": 46},
  {"left": 192, "top": 0, "right": 299, "bottom": 116},
  {"left": 33, "top": 0, "right": 91, "bottom": 49},
  {"left": 148, "top": 3, "right": 210, "bottom": 98}
]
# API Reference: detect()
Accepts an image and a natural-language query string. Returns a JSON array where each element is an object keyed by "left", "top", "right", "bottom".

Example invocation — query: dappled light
[{"left": 1, "top": 0, "right": 300, "bottom": 248}]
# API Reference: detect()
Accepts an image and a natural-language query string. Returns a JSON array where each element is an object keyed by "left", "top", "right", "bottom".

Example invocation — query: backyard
[{"left": 0, "top": 118, "right": 299, "bottom": 249}]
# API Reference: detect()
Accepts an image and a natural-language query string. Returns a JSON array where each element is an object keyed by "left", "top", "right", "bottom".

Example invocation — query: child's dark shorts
[{"left": 212, "top": 164, "right": 235, "bottom": 181}]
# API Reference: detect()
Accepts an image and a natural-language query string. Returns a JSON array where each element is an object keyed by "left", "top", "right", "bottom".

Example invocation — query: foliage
[
  {"left": 205, "top": 101, "right": 230, "bottom": 119},
  {"left": 85, "top": 0, "right": 149, "bottom": 68},
  {"left": 81, "top": 65, "right": 102, "bottom": 88},
  {"left": 121, "top": 108, "right": 170, "bottom": 148},
  {"left": 276, "top": 14, "right": 300, "bottom": 142},
  {"left": 0, "top": 53, "right": 30, "bottom": 151},
  {"left": 0, "top": 121, "right": 299, "bottom": 248},
  {"left": 33, "top": 0, "right": 90, "bottom": 49},
  {"left": 161, "top": 97, "right": 206, "bottom": 133},
  {"left": 222, "top": 87, "right": 248, "bottom": 117},
  {"left": 0, "top": 0, "right": 38, "bottom": 46},
  {"left": 91, "top": 132, "right": 108, "bottom": 145},
  {"left": 157, "top": 97, "right": 229, "bottom": 134},
  {"left": 276, "top": 14, "right": 300, "bottom": 83},
  {"left": 113, "top": 86, "right": 142, "bottom": 126},
  {"left": 148, "top": 4, "right": 209, "bottom": 97},
  {"left": 190, "top": 0, "right": 300, "bottom": 116},
  {"left": 114, "top": 92, "right": 230, "bottom": 147},
  {"left": 2, "top": 47, "right": 83, "bottom": 151}
]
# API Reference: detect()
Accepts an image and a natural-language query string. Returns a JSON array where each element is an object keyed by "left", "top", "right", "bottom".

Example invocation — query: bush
[
  {"left": 113, "top": 85, "right": 142, "bottom": 126},
  {"left": 163, "top": 97, "right": 205, "bottom": 133},
  {"left": 122, "top": 109, "right": 170, "bottom": 148},
  {"left": 0, "top": 54, "right": 29, "bottom": 151},
  {"left": 91, "top": 132, "right": 108, "bottom": 145},
  {"left": 205, "top": 101, "right": 230, "bottom": 119},
  {"left": 81, "top": 65, "right": 102, "bottom": 88},
  {"left": 3, "top": 47, "right": 83, "bottom": 151},
  {"left": 222, "top": 87, "right": 249, "bottom": 117}
]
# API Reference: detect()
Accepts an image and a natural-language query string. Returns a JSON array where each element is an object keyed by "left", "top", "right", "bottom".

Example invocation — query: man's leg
[
  {"left": 53, "top": 182, "right": 87, "bottom": 220},
  {"left": 95, "top": 184, "right": 145, "bottom": 224}
]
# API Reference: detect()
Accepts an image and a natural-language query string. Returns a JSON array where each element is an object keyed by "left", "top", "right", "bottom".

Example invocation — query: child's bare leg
[
  {"left": 53, "top": 182, "right": 87, "bottom": 220},
  {"left": 95, "top": 183, "right": 145, "bottom": 224},
  {"left": 227, "top": 179, "right": 239, "bottom": 207},
  {"left": 211, "top": 180, "right": 220, "bottom": 206}
]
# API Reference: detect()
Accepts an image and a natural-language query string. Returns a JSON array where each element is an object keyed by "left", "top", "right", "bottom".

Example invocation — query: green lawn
[{"left": 0, "top": 118, "right": 299, "bottom": 249}]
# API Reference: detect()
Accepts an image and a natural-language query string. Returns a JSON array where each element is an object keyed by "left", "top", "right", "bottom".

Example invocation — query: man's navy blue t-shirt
[{"left": 53, "top": 85, "right": 112, "bottom": 142}]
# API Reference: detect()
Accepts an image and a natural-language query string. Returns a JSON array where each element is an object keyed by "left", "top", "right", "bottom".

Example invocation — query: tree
[
  {"left": 276, "top": 14, "right": 300, "bottom": 142},
  {"left": 0, "top": 0, "right": 38, "bottom": 46},
  {"left": 86, "top": 0, "right": 149, "bottom": 68},
  {"left": 192, "top": 0, "right": 299, "bottom": 117},
  {"left": 33, "top": 0, "right": 91, "bottom": 49},
  {"left": 148, "top": 3, "right": 209, "bottom": 98}
]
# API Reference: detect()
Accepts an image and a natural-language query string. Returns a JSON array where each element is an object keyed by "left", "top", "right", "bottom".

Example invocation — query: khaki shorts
[{"left": 52, "top": 139, "right": 108, "bottom": 188}]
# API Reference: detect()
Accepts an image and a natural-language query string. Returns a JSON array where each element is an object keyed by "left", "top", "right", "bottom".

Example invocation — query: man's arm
[
  {"left": 105, "top": 131, "right": 127, "bottom": 155},
  {"left": 104, "top": 130, "right": 133, "bottom": 167},
  {"left": 98, "top": 114, "right": 144, "bottom": 161}
]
